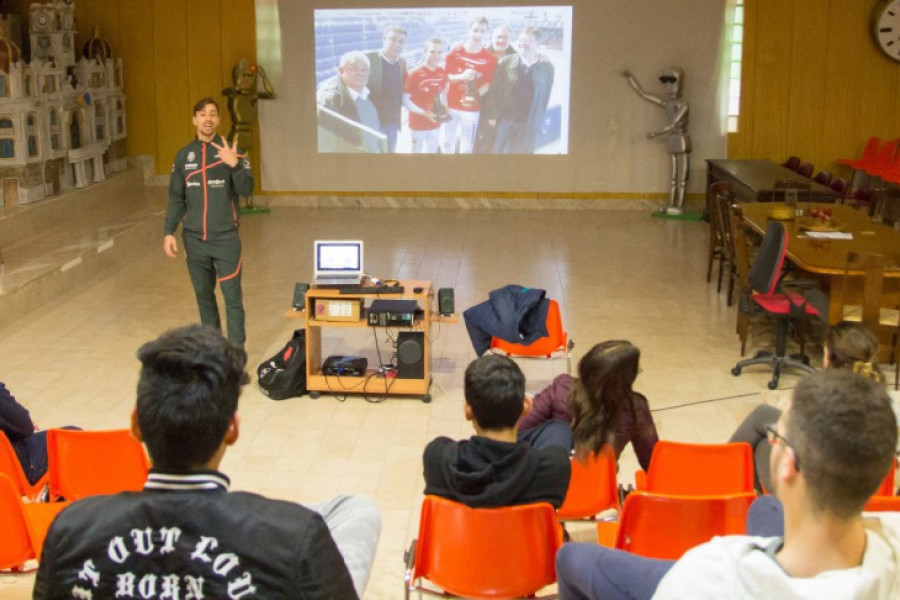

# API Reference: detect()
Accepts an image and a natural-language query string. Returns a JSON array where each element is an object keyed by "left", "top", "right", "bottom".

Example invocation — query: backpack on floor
[{"left": 257, "top": 329, "right": 307, "bottom": 400}]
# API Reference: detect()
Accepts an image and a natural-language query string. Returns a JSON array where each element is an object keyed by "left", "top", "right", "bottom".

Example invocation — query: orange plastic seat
[
  {"left": 635, "top": 440, "right": 754, "bottom": 495},
  {"left": 0, "top": 431, "right": 48, "bottom": 501},
  {"left": 597, "top": 491, "right": 756, "bottom": 559},
  {"left": 47, "top": 428, "right": 149, "bottom": 501},
  {"left": 861, "top": 139, "right": 898, "bottom": 176},
  {"left": 404, "top": 495, "right": 562, "bottom": 599},
  {"left": 865, "top": 495, "right": 900, "bottom": 511},
  {"left": 875, "top": 458, "right": 897, "bottom": 497},
  {"left": 490, "top": 299, "right": 572, "bottom": 374},
  {"left": 557, "top": 446, "right": 619, "bottom": 521},
  {"left": 0, "top": 473, "right": 68, "bottom": 569}
]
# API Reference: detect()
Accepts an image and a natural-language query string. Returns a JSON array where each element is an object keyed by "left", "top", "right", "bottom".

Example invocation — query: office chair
[
  {"left": 730, "top": 221, "right": 819, "bottom": 389},
  {"left": 404, "top": 495, "right": 562, "bottom": 599}
]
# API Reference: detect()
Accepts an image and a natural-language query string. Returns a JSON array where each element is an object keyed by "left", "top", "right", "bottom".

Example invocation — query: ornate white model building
[{"left": 0, "top": 0, "right": 126, "bottom": 206}]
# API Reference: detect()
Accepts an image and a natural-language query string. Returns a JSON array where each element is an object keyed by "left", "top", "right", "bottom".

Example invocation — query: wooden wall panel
[
  {"left": 185, "top": 0, "right": 224, "bottom": 113},
  {"left": 152, "top": 0, "right": 190, "bottom": 173},
  {"left": 116, "top": 0, "right": 157, "bottom": 159},
  {"left": 732, "top": 0, "right": 900, "bottom": 175}
]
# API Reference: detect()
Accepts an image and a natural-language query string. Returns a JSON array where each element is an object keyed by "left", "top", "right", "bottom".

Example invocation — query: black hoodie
[{"left": 423, "top": 436, "right": 570, "bottom": 508}]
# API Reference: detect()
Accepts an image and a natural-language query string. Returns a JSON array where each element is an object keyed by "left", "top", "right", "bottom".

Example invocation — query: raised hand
[{"left": 211, "top": 138, "right": 239, "bottom": 167}]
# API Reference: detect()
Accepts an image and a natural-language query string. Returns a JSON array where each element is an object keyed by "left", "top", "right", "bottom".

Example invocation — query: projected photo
[{"left": 314, "top": 6, "right": 572, "bottom": 155}]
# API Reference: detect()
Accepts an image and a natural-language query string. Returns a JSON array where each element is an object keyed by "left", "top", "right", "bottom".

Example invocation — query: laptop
[{"left": 312, "top": 240, "right": 364, "bottom": 286}]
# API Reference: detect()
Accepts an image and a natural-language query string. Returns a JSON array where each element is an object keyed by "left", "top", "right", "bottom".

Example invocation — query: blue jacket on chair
[{"left": 463, "top": 285, "right": 550, "bottom": 356}]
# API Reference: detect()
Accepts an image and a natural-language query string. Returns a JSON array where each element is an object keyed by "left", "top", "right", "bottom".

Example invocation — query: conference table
[
  {"left": 741, "top": 202, "right": 900, "bottom": 324},
  {"left": 707, "top": 159, "right": 838, "bottom": 204}
]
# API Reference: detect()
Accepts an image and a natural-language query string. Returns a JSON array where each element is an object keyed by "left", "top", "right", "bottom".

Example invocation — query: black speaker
[
  {"left": 438, "top": 288, "right": 455, "bottom": 316},
  {"left": 292, "top": 282, "right": 309, "bottom": 310},
  {"left": 397, "top": 331, "right": 425, "bottom": 379}
]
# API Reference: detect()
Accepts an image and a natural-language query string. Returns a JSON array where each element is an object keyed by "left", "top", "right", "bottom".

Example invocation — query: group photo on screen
[{"left": 314, "top": 6, "right": 572, "bottom": 155}]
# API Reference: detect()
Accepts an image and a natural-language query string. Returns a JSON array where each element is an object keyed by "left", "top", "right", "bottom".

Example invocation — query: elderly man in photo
[{"left": 317, "top": 51, "right": 383, "bottom": 153}]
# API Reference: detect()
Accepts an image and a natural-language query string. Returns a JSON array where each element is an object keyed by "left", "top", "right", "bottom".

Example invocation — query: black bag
[{"left": 257, "top": 329, "right": 307, "bottom": 400}]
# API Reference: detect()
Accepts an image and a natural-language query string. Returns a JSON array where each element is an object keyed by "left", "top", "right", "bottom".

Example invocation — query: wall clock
[{"left": 874, "top": 0, "right": 900, "bottom": 61}]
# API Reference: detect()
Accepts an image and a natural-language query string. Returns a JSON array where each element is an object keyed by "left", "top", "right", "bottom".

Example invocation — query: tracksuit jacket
[{"left": 165, "top": 135, "right": 254, "bottom": 240}]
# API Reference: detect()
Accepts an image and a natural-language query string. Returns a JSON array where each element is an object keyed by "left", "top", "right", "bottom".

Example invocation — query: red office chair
[
  {"left": 490, "top": 299, "right": 573, "bottom": 374},
  {"left": 597, "top": 492, "right": 756, "bottom": 559},
  {"left": 404, "top": 496, "right": 562, "bottom": 599},
  {"left": 730, "top": 221, "right": 819, "bottom": 389},
  {"left": 837, "top": 136, "right": 881, "bottom": 171}
]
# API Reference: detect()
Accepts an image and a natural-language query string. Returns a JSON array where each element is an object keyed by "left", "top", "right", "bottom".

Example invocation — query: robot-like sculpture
[
  {"left": 622, "top": 67, "right": 691, "bottom": 215},
  {"left": 222, "top": 57, "right": 276, "bottom": 152}
]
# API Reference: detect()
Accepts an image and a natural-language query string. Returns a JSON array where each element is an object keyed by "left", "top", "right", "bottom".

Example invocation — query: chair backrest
[
  {"left": 865, "top": 495, "right": 900, "bottom": 511},
  {"left": 730, "top": 204, "right": 751, "bottom": 294},
  {"left": 829, "top": 177, "right": 849, "bottom": 202},
  {"left": 0, "top": 431, "right": 31, "bottom": 497},
  {"left": 875, "top": 458, "right": 897, "bottom": 497},
  {"left": 490, "top": 298, "right": 567, "bottom": 358},
  {"left": 796, "top": 162, "right": 814, "bottom": 178},
  {"left": 869, "top": 139, "right": 899, "bottom": 173},
  {"left": 713, "top": 188, "right": 736, "bottom": 261},
  {"left": 47, "top": 428, "right": 149, "bottom": 500},
  {"left": 782, "top": 156, "right": 801, "bottom": 171},
  {"left": 642, "top": 440, "right": 755, "bottom": 495},
  {"left": 557, "top": 446, "right": 619, "bottom": 520},
  {"left": 610, "top": 492, "right": 756, "bottom": 559},
  {"left": 812, "top": 170, "right": 832, "bottom": 186},
  {"left": 859, "top": 137, "right": 883, "bottom": 163},
  {"left": 410, "top": 495, "right": 561, "bottom": 598},
  {"left": 0, "top": 473, "right": 36, "bottom": 569},
  {"left": 748, "top": 221, "right": 788, "bottom": 296}
]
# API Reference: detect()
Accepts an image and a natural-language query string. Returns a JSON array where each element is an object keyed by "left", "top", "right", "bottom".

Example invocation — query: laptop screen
[{"left": 315, "top": 241, "right": 363, "bottom": 274}]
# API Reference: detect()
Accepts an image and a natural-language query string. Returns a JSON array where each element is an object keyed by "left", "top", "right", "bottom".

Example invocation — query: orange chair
[
  {"left": 557, "top": 446, "right": 619, "bottom": 521},
  {"left": 597, "top": 491, "right": 756, "bottom": 560},
  {"left": 0, "top": 473, "right": 69, "bottom": 569},
  {"left": 635, "top": 440, "right": 754, "bottom": 495},
  {"left": 875, "top": 458, "right": 897, "bottom": 497},
  {"left": 0, "top": 431, "right": 48, "bottom": 501},
  {"left": 47, "top": 428, "right": 149, "bottom": 501},
  {"left": 865, "top": 495, "right": 900, "bottom": 511},
  {"left": 490, "top": 299, "right": 573, "bottom": 374},
  {"left": 862, "top": 139, "right": 899, "bottom": 177},
  {"left": 404, "top": 495, "right": 562, "bottom": 599}
]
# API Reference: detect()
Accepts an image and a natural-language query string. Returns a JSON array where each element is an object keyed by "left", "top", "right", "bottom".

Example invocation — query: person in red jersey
[
  {"left": 403, "top": 37, "right": 448, "bottom": 154},
  {"left": 441, "top": 16, "right": 497, "bottom": 154}
]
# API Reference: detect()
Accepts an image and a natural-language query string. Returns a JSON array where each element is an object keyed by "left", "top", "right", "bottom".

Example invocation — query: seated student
[
  {"left": 34, "top": 324, "right": 380, "bottom": 600},
  {"left": 556, "top": 369, "right": 900, "bottom": 600},
  {"left": 0, "top": 380, "right": 80, "bottom": 486},
  {"left": 730, "top": 321, "right": 887, "bottom": 493},
  {"left": 518, "top": 340, "right": 658, "bottom": 469},
  {"left": 423, "top": 354, "right": 571, "bottom": 508}
]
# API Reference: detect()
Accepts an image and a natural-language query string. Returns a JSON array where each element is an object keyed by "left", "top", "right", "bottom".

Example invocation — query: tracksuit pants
[{"left": 182, "top": 231, "right": 245, "bottom": 347}]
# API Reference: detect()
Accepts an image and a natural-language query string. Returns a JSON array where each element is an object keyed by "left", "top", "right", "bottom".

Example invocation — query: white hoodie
[{"left": 653, "top": 513, "right": 900, "bottom": 600}]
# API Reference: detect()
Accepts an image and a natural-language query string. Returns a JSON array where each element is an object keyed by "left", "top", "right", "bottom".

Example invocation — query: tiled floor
[{"left": 0, "top": 197, "right": 829, "bottom": 598}]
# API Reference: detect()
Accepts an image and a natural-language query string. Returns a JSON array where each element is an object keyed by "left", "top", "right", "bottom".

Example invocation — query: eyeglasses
[
  {"left": 659, "top": 75, "right": 677, "bottom": 84},
  {"left": 765, "top": 424, "right": 801, "bottom": 471}
]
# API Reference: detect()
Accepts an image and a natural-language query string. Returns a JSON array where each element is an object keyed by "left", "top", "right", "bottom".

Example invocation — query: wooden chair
[
  {"left": 731, "top": 204, "right": 755, "bottom": 355},
  {"left": 714, "top": 187, "right": 739, "bottom": 305},
  {"left": 490, "top": 299, "right": 573, "bottom": 375},
  {"left": 47, "top": 429, "right": 149, "bottom": 501},
  {"left": 706, "top": 181, "right": 731, "bottom": 284},
  {"left": 635, "top": 440, "right": 755, "bottom": 496},
  {"left": 557, "top": 446, "right": 619, "bottom": 522},
  {"left": 597, "top": 492, "right": 756, "bottom": 560},
  {"left": 836, "top": 252, "right": 900, "bottom": 389},
  {"left": 404, "top": 495, "right": 562, "bottom": 599}
]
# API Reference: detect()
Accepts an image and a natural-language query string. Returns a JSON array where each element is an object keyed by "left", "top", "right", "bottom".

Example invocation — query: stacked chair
[{"left": 596, "top": 441, "right": 756, "bottom": 559}]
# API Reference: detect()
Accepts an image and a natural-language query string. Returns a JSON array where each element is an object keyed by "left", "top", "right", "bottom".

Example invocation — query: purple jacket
[{"left": 518, "top": 374, "right": 659, "bottom": 471}]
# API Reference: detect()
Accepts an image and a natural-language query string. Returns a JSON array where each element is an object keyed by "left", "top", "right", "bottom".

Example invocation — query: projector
[{"left": 321, "top": 355, "right": 368, "bottom": 376}]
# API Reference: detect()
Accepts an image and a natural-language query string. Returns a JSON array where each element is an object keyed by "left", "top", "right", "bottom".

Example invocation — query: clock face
[{"left": 875, "top": 0, "right": 900, "bottom": 61}]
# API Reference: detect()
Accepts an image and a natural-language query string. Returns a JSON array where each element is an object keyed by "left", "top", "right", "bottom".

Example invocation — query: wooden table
[
  {"left": 707, "top": 159, "right": 838, "bottom": 204},
  {"left": 741, "top": 202, "right": 900, "bottom": 324}
]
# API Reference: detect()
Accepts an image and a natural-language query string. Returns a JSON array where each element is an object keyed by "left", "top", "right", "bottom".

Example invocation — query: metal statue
[
  {"left": 222, "top": 57, "right": 276, "bottom": 153},
  {"left": 622, "top": 67, "right": 691, "bottom": 215}
]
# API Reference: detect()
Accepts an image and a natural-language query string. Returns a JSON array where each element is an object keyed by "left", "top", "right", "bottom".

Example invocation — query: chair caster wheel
[
  {"left": 767, "top": 380, "right": 779, "bottom": 390},
  {"left": 731, "top": 367, "right": 741, "bottom": 376},
  {"left": 422, "top": 394, "right": 432, "bottom": 404},
  {"left": 309, "top": 391, "right": 320, "bottom": 399}
]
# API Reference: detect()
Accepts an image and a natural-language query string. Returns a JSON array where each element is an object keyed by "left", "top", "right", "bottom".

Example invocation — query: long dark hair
[{"left": 567, "top": 340, "right": 640, "bottom": 459}]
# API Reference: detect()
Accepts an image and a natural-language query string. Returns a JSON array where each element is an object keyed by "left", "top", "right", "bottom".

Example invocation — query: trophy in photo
[
  {"left": 432, "top": 92, "right": 452, "bottom": 123},
  {"left": 461, "top": 78, "right": 480, "bottom": 108}
]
